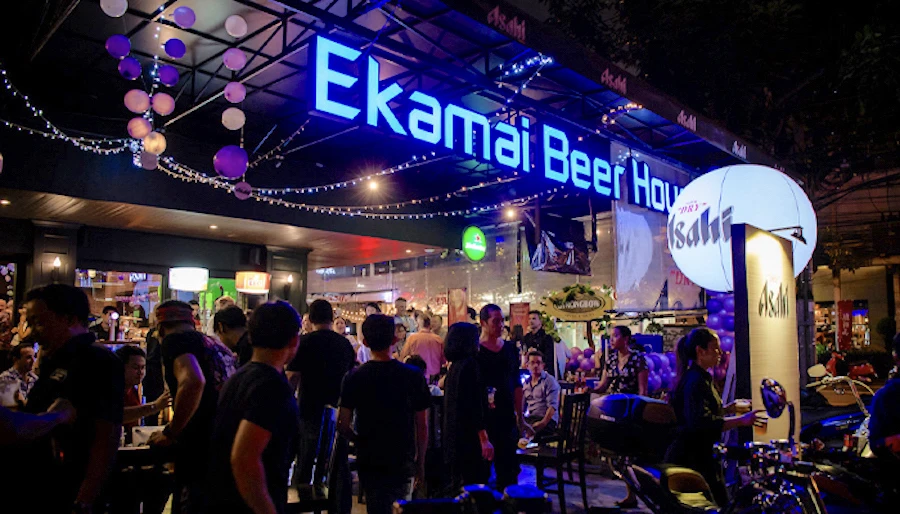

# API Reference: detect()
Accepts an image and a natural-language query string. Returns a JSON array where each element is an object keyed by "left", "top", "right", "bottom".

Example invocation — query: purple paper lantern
[
  {"left": 233, "top": 181, "right": 252, "bottom": 200},
  {"left": 172, "top": 6, "right": 196, "bottom": 29},
  {"left": 224, "top": 82, "right": 246, "bottom": 103},
  {"left": 164, "top": 38, "right": 186, "bottom": 59},
  {"left": 213, "top": 145, "right": 249, "bottom": 179},
  {"left": 118, "top": 57, "right": 142, "bottom": 80},
  {"left": 158, "top": 65, "right": 179, "bottom": 87},
  {"left": 223, "top": 48, "right": 247, "bottom": 71},
  {"left": 105, "top": 34, "right": 130, "bottom": 59}
]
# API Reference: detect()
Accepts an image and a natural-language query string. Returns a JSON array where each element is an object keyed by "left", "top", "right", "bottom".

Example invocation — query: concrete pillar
[
  {"left": 266, "top": 247, "right": 310, "bottom": 314},
  {"left": 30, "top": 221, "right": 79, "bottom": 288}
]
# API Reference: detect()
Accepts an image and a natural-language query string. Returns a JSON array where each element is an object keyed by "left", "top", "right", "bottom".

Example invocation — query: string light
[{"left": 249, "top": 120, "right": 310, "bottom": 168}]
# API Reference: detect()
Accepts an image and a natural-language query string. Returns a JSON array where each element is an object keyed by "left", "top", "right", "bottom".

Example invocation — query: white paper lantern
[
  {"left": 0, "top": 152, "right": 4, "bottom": 174},
  {"left": 667, "top": 164, "right": 817, "bottom": 292},
  {"left": 127, "top": 117, "right": 152, "bottom": 139},
  {"left": 100, "top": 0, "right": 128, "bottom": 18},
  {"left": 143, "top": 131, "right": 167, "bottom": 155},
  {"left": 225, "top": 15, "right": 248, "bottom": 38},
  {"left": 139, "top": 151, "right": 158, "bottom": 170},
  {"left": 221, "top": 107, "right": 246, "bottom": 131},
  {"left": 124, "top": 89, "right": 150, "bottom": 113},
  {"left": 169, "top": 267, "right": 209, "bottom": 292},
  {"left": 151, "top": 93, "right": 175, "bottom": 116}
]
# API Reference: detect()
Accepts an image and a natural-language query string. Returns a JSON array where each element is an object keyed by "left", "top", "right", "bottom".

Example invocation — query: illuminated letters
[{"left": 308, "top": 35, "right": 682, "bottom": 214}]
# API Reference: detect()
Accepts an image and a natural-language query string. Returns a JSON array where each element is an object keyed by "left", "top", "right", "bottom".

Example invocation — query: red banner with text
[{"left": 836, "top": 300, "right": 853, "bottom": 350}]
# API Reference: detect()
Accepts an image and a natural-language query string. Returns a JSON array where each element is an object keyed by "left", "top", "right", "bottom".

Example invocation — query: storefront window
[{"left": 76, "top": 269, "right": 161, "bottom": 336}]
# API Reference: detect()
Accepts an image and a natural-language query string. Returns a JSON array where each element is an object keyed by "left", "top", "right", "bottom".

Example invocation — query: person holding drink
[{"left": 665, "top": 328, "right": 763, "bottom": 506}]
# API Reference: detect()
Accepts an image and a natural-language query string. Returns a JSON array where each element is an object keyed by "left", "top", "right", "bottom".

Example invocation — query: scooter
[
  {"left": 587, "top": 378, "right": 827, "bottom": 513},
  {"left": 826, "top": 352, "right": 877, "bottom": 383}
]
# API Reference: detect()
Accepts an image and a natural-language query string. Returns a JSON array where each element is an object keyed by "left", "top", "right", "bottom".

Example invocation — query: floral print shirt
[{"left": 606, "top": 349, "right": 648, "bottom": 394}]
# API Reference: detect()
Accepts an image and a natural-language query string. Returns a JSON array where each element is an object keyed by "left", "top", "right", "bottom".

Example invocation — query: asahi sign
[
  {"left": 667, "top": 165, "right": 817, "bottom": 292},
  {"left": 544, "top": 287, "right": 614, "bottom": 321},
  {"left": 487, "top": 5, "right": 526, "bottom": 43}
]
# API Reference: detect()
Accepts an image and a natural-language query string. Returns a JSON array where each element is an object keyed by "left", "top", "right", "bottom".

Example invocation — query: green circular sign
[{"left": 462, "top": 226, "right": 487, "bottom": 261}]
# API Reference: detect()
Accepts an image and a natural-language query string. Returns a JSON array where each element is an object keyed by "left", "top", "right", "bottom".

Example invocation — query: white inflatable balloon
[
  {"left": 100, "top": 0, "right": 128, "bottom": 18},
  {"left": 225, "top": 15, "right": 248, "bottom": 38},
  {"left": 221, "top": 107, "right": 246, "bottom": 131},
  {"left": 667, "top": 164, "right": 817, "bottom": 292}
]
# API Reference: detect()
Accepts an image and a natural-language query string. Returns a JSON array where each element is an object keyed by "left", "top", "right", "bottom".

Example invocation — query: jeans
[
  {"left": 293, "top": 416, "right": 321, "bottom": 486},
  {"left": 361, "top": 475, "right": 414, "bottom": 514}
]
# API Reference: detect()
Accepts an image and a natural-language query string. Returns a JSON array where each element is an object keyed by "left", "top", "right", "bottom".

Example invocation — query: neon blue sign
[{"left": 310, "top": 36, "right": 680, "bottom": 214}]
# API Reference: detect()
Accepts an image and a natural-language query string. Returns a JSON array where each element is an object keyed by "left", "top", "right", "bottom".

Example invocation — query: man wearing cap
[{"left": 149, "top": 300, "right": 235, "bottom": 514}]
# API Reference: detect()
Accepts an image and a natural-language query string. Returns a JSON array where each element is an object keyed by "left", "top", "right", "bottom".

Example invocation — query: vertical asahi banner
[{"left": 732, "top": 224, "right": 800, "bottom": 442}]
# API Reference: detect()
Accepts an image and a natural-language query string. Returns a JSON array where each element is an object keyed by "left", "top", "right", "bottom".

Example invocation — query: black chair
[
  {"left": 288, "top": 406, "right": 339, "bottom": 514},
  {"left": 517, "top": 392, "right": 590, "bottom": 514}
]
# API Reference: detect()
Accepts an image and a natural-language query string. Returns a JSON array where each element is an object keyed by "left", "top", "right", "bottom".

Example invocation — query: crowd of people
[{"left": 3, "top": 285, "right": 899, "bottom": 514}]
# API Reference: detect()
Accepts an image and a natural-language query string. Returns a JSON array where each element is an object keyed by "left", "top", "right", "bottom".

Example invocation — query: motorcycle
[
  {"left": 800, "top": 364, "right": 874, "bottom": 452},
  {"left": 586, "top": 378, "right": 827, "bottom": 513},
  {"left": 825, "top": 352, "right": 877, "bottom": 383}
]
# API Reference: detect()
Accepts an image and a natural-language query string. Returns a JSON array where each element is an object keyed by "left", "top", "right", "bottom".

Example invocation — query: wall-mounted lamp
[
  {"left": 287, "top": 274, "right": 294, "bottom": 284},
  {"left": 53, "top": 257, "right": 61, "bottom": 268},
  {"left": 769, "top": 226, "right": 807, "bottom": 245}
]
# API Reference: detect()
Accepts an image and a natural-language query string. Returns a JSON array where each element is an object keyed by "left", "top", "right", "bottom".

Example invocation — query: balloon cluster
[
  {"left": 706, "top": 292, "right": 736, "bottom": 382},
  {"left": 565, "top": 347, "right": 596, "bottom": 375},
  {"left": 102, "top": 2, "right": 194, "bottom": 169},
  {"left": 646, "top": 352, "right": 677, "bottom": 394}
]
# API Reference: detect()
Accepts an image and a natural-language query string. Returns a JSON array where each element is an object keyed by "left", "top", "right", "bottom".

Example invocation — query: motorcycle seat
[{"left": 633, "top": 464, "right": 718, "bottom": 512}]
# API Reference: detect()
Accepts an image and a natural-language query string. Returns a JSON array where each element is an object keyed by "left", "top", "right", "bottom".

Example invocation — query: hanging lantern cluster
[{"left": 216, "top": 14, "right": 249, "bottom": 181}]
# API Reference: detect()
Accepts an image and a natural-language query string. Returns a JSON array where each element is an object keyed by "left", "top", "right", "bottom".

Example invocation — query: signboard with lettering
[
  {"left": 448, "top": 288, "right": 468, "bottom": 326},
  {"left": 235, "top": 272, "right": 271, "bottom": 295},
  {"left": 543, "top": 285, "right": 614, "bottom": 321},
  {"left": 509, "top": 302, "right": 530, "bottom": 334},
  {"left": 309, "top": 35, "right": 680, "bottom": 214},
  {"left": 732, "top": 224, "right": 799, "bottom": 442},
  {"left": 462, "top": 226, "right": 488, "bottom": 261},
  {"left": 836, "top": 300, "right": 853, "bottom": 350}
]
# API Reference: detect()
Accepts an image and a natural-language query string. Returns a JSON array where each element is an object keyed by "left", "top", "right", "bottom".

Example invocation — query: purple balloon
[
  {"left": 645, "top": 357, "right": 656, "bottom": 373},
  {"left": 118, "top": 57, "right": 141, "bottom": 80},
  {"left": 579, "top": 358, "right": 594, "bottom": 372},
  {"left": 582, "top": 348, "right": 595, "bottom": 360},
  {"left": 105, "top": 34, "right": 130, "bottom": 59},
  {"left": 707, "top": 298, "right": 723, "bottom": 313},
  {"left": 164, "top": 38, "right": 186, "bottom": 59},
  {"left": 213, "top": 145, "right": 249, "bottom": 179},
  {"left": 706, "top": 314, "right": 722, "bottom": 331},
  {"left": 172, "top": 6, "right": 196, "bottom": 29},
  {"left": 666, "top": 352, "right": 677, "bottom": 367},
  {"left": 723, "top": 296, "right": 735, "bottom": 314},
  {"left": 648, "top": 353, "right": 663, "bottom": 369},
  {"left": 723, "top": 315, "right": 735, "bottom": 332},
  {"left": 649, "top": 374, "right": 662, "bottom": 392},
  {"left": 158, "top": 65, "right": 179, "bottom": 87},
  {"left": 720, "top": 335, "right": 735, "bottom": 353}
]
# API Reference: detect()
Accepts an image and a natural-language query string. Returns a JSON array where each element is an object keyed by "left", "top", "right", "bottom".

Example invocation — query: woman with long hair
[
  {"left": 594, "top": 325, "right": 648, "bottom": 396},
  {"left": 665, "top": 328, "right": 764, "bottom": 506},
  {"left": 443, "top": 322, "right": 494, "bottom": 492}
]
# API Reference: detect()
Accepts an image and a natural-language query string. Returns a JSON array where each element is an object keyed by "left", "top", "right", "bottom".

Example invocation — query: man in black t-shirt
[
  {"left": 286, "top": 299, "right": 355, "bottom": 485},
  {"left": 17, "top": 284, "right": 124, "bottom": 513},
  {"left": 208, "top": 301, "right": 301, "bottom": 514},
  {"left": 522, "top": 311, "right": 554, "bottom": 369},
  {"left": 148, "top": 300, "right": 236, "bottom": 514},
  {"left": 477, "top": 304, "right": 524, "bottom": 490},
  {"left": 338, "top": 314, "right": 431, "bottom": 514}
]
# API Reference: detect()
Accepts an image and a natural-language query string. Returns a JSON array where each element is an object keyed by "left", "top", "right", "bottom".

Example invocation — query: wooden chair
[
  {"left": 288, "top": 406, "right": 339, "bottom": 514},
  {"left": 517, "top": 392, "right": 590, "bottom": 514}
]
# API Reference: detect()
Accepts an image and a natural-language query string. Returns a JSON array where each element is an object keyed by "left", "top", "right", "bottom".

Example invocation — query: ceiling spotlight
[
  {"left": 504, "top": 207, "right": 516, "bottom": 219},
  {"left": 0, "top": 199, "right": 10, "bottom": 206},
  {"left": 406, "top": 249, "right": 412, "bottom": 254},
  {"left": 368, "top": 181, "right": 378, "bottom": 191},
  {"left": 424, "top": 248, "right": 435, "bottom": 253},
  {"left": 209, "top": 225, "right": 218, "bottom": 230}
]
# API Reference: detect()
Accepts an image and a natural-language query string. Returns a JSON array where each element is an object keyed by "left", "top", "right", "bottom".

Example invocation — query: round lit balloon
[
  {"left": 124, "top": 89, "right": 150, "bottom": 113},
  {"left": 221, "top": 107, "right": 246, "bottom": 131},
  {"left": 233, "top": 181, "right": 252, "bottom": 200},
  {"left": 158, "top": 65, "right": 179, "bottom": 87},
  {"left": 100, "top": 0, "right": 128, "bottom": 18},
  {"left": 105, "top": 34, "right": 130, "bottom": 59},
  {"left": 582, "top": 348, "right": 595, "bottom": 360},
  {"left": 722, "top": 315, "right": 735, "bottom": 332},
  {"left": 645, "top": 357, "right": 656, "bottom": 372},
  {"left": 223, "top": 48, "right": 247, "bottom": 71},
  {"left": 118, "top": 57, "right": 141, "bottom": 80},
  {"left": 720, "top": 335, "right": 735, "bottom": 353},
  {"left": 143, "top": 132, "right": 167, "bottom": 155},
  {"left": 151, "top": 93, "right": 175, "bottom": 116},
  {"left": 723, "top": 296, "right": 735, "bottom": 313},
  {"left": 164, "top": 38, "right": 186, "bottom": 59},
  {"left": 571, "top": 347, "right": 583, "bottom": 357},
  {"left": 649, "top": 374, "right": 662, "bottom": 392},
  {"left": 668, "top": 165, "right": 817, "bottom": 292},
  {"left": 706, "top": 314, "right": 722, "bottom": 331},
  {"left": 223, "top": 82, "right": 246, "bottom": 103},
  {"left": 139, "top": 151, "right": 159, "bottom": 170},
  {"left": 225, "top": 15, "right": 248, "bottom": 38},
  {"left": 172, "top": 6, "right": 196, "bottom": 29},
  {"left": 707, "top": 298, "right": 723, "bottom": 314},
  {"left": 579, "top": 358, "right": 593, "bottom": 372},
  {"left": 213, "top": 145, "right": 248, "bottom": 178},
  {"left": 126, "top": 117, "right": 152, "bottom": 139}
]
